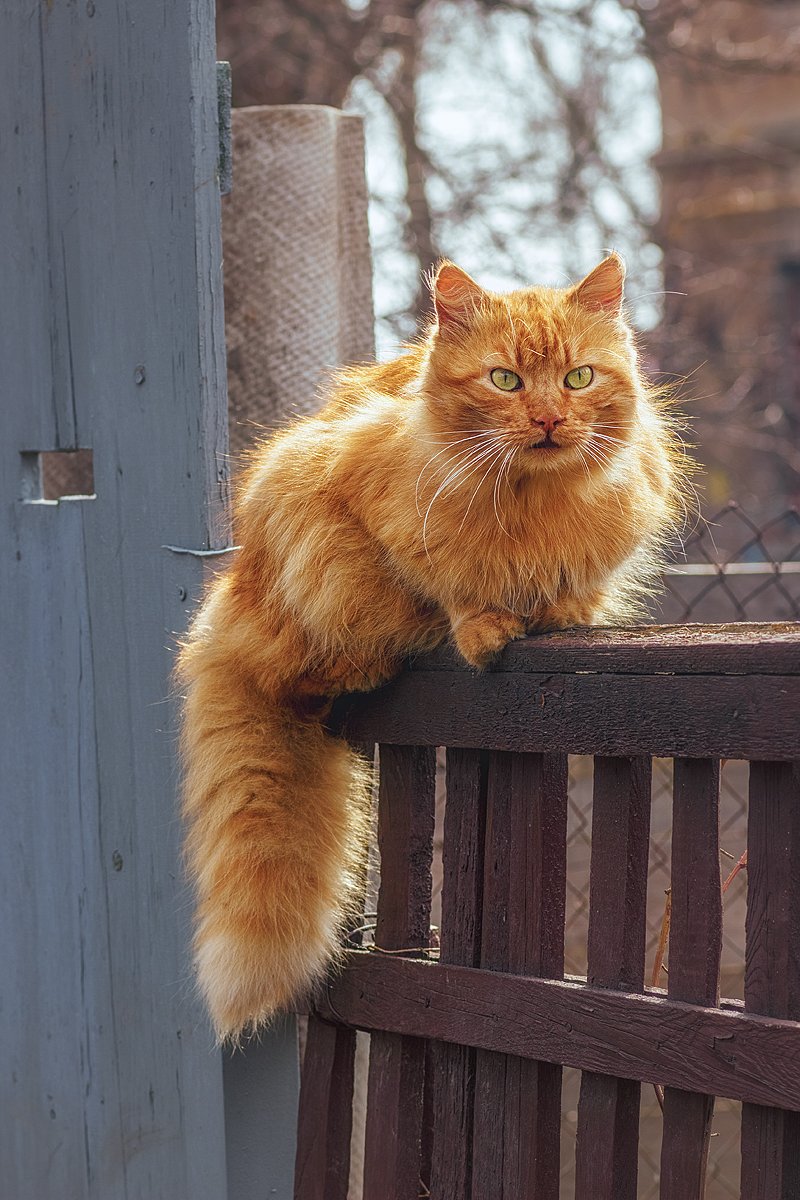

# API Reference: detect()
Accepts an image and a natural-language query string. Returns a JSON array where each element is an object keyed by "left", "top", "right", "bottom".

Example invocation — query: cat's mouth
[{"left": 528, "top": 434, "right": 561, "bottom": 451}]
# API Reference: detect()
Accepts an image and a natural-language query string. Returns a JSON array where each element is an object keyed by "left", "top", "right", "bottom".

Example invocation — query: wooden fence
[{"left": 296, "top": 624, "right": 800, "bottom": 1200}]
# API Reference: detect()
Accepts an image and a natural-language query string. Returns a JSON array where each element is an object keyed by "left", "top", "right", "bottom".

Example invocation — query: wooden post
[{"left": 0, "top": 0, "right": 230, "bottom": 1196}]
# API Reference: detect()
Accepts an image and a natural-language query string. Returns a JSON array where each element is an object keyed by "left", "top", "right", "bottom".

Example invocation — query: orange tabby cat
[{"left": 179, "top": 254, "right": 686, "bottom": 1039}]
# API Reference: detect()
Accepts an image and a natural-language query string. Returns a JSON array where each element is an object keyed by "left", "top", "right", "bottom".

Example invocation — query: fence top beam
[
  {"left": 332, "top": 623, "right": 800, "bottom": 759},
  {"left": 404, "top": 622, "right": 800, "bottom": 676}
]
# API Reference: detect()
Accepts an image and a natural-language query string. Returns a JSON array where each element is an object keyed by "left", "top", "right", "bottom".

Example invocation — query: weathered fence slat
[
  {"left": 471, "top": 752, "right": 567, "bottom": 1200},
  {"left": 293, "top": 1016, "right": 355, "bottom": 1200},
  {"left": 2, "top": 0, "right": 233, "bottom": 1194},
  {"left": 428, "top": 748, "right": 486, "bottom": 1198},
  {"left": 574, "top": 756, "right": 651, "bottom": 1200},
  {"left": 659, "top": 758, "right": 722, "bottom": 1200},
  {"left": 741, "top": 761, "right": 800, "bottom": 1200},
  {"left": 362, "top": 745, "right": 436, "bottom": 1200},
  {"left": 295, "top": 739, "right": 375, "bottom": 1200}
]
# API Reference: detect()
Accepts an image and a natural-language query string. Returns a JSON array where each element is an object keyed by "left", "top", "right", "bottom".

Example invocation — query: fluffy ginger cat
[{"left": 179, "top": 254, "right": 686, "bottom": 1040}]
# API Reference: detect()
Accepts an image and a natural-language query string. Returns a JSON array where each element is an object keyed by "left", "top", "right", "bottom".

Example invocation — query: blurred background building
[{"left": 652, "top": 0, "right": 800, "bottom": 522}]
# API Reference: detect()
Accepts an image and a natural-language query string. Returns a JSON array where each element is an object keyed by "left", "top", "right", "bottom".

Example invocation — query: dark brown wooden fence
[{"left": 294, "top": 623, "right": 800, "bottom": 1200}]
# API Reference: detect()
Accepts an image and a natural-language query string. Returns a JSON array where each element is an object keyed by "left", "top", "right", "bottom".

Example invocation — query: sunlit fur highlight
[{"left": 178, "top": 255, "right": 691, "bottom": 1040}]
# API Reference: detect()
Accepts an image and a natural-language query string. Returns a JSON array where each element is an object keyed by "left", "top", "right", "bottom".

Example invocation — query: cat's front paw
[
  {"left": 534, "top": 595, "right": 601, "bottom": 632},
  {"left": 451, "top": 610, "right": 526, "bottom": 669}
]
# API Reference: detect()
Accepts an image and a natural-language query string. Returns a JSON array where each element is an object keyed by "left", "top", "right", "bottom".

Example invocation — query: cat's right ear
[
  {"left": 573, "top": 253, "right": 625, "bottom": 314},
  {"left": 432, "top": 262, "right": 486, "bottom": 328}
]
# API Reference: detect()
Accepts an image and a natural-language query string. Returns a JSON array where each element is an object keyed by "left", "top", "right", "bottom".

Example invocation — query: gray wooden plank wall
[{"left": 0, "top": 0, "right": 280, "bottom": 1196}]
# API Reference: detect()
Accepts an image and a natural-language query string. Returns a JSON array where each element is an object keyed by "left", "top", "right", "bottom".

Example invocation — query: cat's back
[
  {"left": 233, "top": 347, "right": 424, "bottom": 565},
  {"left": 316, "top": 344, "right": 426, "bottom": 420}
]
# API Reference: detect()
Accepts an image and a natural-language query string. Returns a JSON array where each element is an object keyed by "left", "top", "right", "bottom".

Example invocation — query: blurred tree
[
  {"left": 218, "top": 0, "right": 667, "bottom": 333},
  {"left": 217, "top": 0, "right": 800, "bottom": 514}
]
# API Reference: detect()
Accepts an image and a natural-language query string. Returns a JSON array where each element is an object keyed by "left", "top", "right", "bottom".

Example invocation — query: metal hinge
[{"left": 216, "top": 61, "right": 232, "bottom": 195}]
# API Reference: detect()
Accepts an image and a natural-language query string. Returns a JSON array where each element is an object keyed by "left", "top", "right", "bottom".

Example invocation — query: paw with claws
[{"left": 451, "top": 610, "right": 526, "bottom": 669}]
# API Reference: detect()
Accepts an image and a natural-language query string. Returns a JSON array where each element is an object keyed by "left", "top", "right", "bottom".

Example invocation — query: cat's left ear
[
  {"left": 574, "top": 253, "right": 625, "bottom": 314},
  {"left": 432, "top": 261, "right": 486, "bottom": 327}
]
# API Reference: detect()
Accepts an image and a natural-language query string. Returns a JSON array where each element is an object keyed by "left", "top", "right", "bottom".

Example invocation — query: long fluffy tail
[{"left": 178, "top": 632, "right": 369, "bottom": 1042}]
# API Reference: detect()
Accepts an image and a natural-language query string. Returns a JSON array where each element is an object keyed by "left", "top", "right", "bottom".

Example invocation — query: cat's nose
[{"left": 533, "top": 415, "right": 564, "bottom": 434}]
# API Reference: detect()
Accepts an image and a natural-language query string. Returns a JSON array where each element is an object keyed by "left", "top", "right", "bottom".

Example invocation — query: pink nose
[{"left": 533, "top": 415, "right": 564, "bottom": 435}]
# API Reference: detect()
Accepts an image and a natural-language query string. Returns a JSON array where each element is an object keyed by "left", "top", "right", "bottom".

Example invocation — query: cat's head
[{"left": 421, "top": 256, "right": 641, "bottom": 478}]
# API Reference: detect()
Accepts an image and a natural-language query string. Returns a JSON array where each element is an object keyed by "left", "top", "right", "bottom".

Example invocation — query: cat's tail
[{"left": 178, "top": 627, "right": 370, "bottom": 1042}]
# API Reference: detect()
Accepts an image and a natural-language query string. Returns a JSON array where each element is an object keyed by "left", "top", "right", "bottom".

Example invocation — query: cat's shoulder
[{"left": 319, "top": 344, "right": 426, "bottom": 418}]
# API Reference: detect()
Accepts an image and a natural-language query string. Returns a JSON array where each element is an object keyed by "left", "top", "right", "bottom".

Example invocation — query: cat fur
[{"left": 178, "top": 255, "right": 689, "bottom": 1040}]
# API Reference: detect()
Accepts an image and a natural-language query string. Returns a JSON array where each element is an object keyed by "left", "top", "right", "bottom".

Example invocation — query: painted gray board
[
  {"left": 0, "top": 0, "right": 230, "bottom": 1196},
  {"left": 224, "top": 1020, "right": 301, "bottom": 1200}
]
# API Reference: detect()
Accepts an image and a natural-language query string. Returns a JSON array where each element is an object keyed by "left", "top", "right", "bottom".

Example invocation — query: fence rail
[{"left": 296, "top": 623, "right": 800, "bottom": 1200}]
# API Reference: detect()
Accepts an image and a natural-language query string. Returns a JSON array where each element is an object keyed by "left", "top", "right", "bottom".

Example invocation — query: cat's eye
[
  {"left": 490, "top": 368, "right": 523, "bottom": 392},
  {"left": 565, "top": 365, "right": 594, "bottom": 389}
]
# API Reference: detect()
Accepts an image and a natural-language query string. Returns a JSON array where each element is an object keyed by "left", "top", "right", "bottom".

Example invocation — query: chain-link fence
[{"left": 652, "top": 504, "right": 800, "bottom": 625}]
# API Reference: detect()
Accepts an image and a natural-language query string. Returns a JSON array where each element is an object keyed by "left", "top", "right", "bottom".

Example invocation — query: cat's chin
[{"left": 519, "top": 442, "right": 581, "bottom": 473}]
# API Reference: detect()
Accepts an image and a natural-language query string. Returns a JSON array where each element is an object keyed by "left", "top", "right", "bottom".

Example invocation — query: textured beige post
[
  {"left": 221, "top": 103, "right": 374, "bottom": 1196},
  {"left": 222, "top": 105, "right": 375, "bottom": 464}
]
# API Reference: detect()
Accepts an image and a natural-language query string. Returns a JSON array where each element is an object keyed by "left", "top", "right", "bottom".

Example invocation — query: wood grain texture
[
  {"left": 741, "top": 762, "right": 800, "bottom": 1200},
  {"left": 320, "top": 953, "right": 800, "bottom": 1111},
  {"left": 362, "top": 746, "right": 436, "bottom": 1200},
  {"left": 293, "top": 1016, "right": 356, "bottom": 1200},
  {"left": 428, "top": 749, "right": 487, "bottom": 1199},
  {"left": 407, "top": 624, "right": 800, "bottom": 675},
  {"left": 471, "top": 753, "right": 567, "bottom": 1200},
  {"left": 660, "top": 759, "right": 722, "bottom": 1200},
  {"left": 335, "top": 670, "right": 800, "bottom": 760},
  {"left": 373, "top": 745, "right": 437, "bottom": 954},
  {"left": 585, "top": 758, "right": 652, "bottom": 992},
  {"left": 0, "top": 0, "right": 231, "bottom": 1196},
  {"left": 295, "top": 744, "right": 376, "bottom": 1200},
  {"left": 575, "top": 757, "right": 651, "bottom": 1200}
]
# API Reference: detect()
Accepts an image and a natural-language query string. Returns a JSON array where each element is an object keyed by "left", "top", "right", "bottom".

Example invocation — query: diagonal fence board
[{"left": 319, "top": 953, "right": 800, "bottom": 1113}]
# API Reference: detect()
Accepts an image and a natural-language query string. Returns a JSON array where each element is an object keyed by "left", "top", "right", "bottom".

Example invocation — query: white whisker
[
  {"left": 492, "top": 447, "right": 519, "bottom": 541},
  {"left": 415, "top": 435, "right": 502, "bottom": 515},
  {"left": 421, "top": 439, "right": 505, "bottom": 555},
  {"left": 458, "top": 443, "right": 510, "bottom": 534}
]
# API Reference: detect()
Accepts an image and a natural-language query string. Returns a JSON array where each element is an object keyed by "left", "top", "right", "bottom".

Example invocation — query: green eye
[
  {"left": 565, "top": 365, "right": 594, "bottom": 389},
  {"left": 490, "top": 368, "right": 523, "bottom": 392}
]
